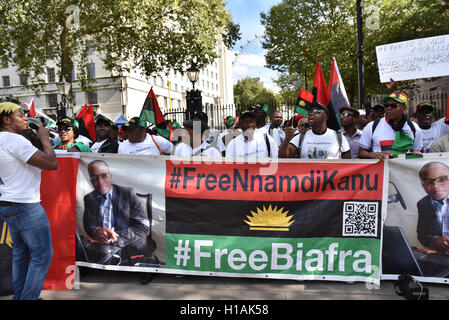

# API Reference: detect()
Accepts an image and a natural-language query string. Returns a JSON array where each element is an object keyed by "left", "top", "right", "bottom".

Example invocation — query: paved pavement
[{"left": 1, "top": 267, "right": 448, "bottom": 301}]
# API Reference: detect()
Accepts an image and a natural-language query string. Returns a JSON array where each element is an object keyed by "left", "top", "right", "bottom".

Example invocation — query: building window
[
  {"left": 87, "top": 91, "right": 98, "bottom": 104},
  {"left": 87, "top": 63, "right": 95, "bottom": 78},
  {"left": 2, "top": 76, "right": 10, "bottom": 87},
  {"left": 1, "top": 58, "right": 8, "bottom": 69},
  {"left": 19, "top": 75, "right": 28, "bottom": 86},
  {"left": 47, "top": 68, "right": 56, "bottom": 82},
  {"left": 48, "top": 94, "right": 58, "bottom": 108}
]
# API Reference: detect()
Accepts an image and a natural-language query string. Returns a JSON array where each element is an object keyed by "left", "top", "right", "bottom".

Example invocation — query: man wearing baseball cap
[
  {"left": 117, "top": 117, "right": 173, "bottom": 155},
  {"left": 415, "top": 102, "right": 449, "bottom": 153},
  {"left": 359, "top": 91, "right": 423, "bottom": 159},
  {"left": 90, "top": 115, "right": 119, "bottom": 153}
]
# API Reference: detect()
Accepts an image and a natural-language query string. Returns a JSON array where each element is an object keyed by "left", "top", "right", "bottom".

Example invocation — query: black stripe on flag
[{"left": 166, "top": 198, "right": 381, "bottom": 239}]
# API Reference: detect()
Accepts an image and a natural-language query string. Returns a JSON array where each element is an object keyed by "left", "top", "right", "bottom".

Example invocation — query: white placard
[{"left": 376, "top": 34, "right": 449, "bottom": 83}]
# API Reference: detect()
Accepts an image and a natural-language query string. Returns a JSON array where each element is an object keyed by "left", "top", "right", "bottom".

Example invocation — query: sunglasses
[
  {"left": 421, "top": 175, "right": 449, "bottom": 185},
  {"left": 384, "top": 103, "right": 401, "bottom": 109},
  {"left": 310, "top": 109, "right": 324, "bottom": 115},
  {"left": 340, "top": 112, "right": 355, "bottom": 118},
  {"left": 58, "top": 127, "right": 73, "bottom": 132},
  {"left": 89, "top": 173, "right": 110, "bottom": 182}
]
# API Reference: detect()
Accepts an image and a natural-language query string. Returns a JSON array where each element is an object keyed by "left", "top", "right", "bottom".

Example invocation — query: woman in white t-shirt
[
  {"left": 279, "top": 104, "right": 351, "bottom": 159},
  {"left": 0, "top": 102, "right": 57, "bottom": 300}
]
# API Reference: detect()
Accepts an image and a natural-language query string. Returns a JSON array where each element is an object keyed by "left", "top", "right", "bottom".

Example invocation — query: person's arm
[
  {"left": 27, "top": 125, "right": 57, "bottom": 170},
  {"left": 341, "top": 150, "right": 351, "bottom": 159},
  {"left": 358, "top": 146, "right": 384, "bottom": 159},
  {"left": 279, "top": 126, "right": 298, "bottom": 158}
]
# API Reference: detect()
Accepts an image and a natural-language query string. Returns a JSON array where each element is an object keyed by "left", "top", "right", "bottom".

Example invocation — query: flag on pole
[
  {"left": 328, "top": 57, "right": 350, "bottom": 117},
  {"left": 139, "top": 87, "right": 170, "bottom": 139},
  {"left": 295, "top": 89, "right": 314, "bottom": 119},
  {"left": 76, "top": 103, "right": 96, "bottom": 142},
  {"left": 312, "top": 61, "right": 340, "bottom": 131},
  {"left": 445, "top": 94, "right": 449, "bottom": 125},
  {"left": 25, "top": 98, "right": 36, "bottom": 117}
]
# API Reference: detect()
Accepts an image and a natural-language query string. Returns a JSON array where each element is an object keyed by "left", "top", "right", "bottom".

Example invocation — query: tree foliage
[
  {"left": 0, "top": 0, "right": 239, "bottom": 95},
  {"left": 261, "top": 0, "right": 449, "bottom": 106},
  {"left": 233, "top": 77, "right": 278, "bottom": 106}
]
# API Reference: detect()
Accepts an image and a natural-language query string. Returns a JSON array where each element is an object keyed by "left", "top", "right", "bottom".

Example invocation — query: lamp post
[
  {"left": 56, "top": 77, "right": 72, "bottom": 119},
  {"left": 186, "top": 62, "right": 202, "bottom": 120}
]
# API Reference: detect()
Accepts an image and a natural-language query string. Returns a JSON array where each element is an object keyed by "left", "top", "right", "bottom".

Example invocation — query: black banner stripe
[{"left": 166, "top": 198, "right": 381, "bottom": 239}]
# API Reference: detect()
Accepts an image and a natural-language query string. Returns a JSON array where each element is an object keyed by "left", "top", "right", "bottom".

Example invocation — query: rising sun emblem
[{"left": 244, "top": 205, "right": 295, "bottom": 231}]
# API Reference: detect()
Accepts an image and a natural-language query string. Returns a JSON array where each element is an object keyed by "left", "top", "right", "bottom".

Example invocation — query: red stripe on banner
[
  {"left": 41, "top": 156, "right": 79, "bottom": 290},
  {"left": 165, "top": 161, "right": 384, "bottom": 201}
]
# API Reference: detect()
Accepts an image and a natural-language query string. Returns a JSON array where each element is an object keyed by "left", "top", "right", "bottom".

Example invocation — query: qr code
[{"left": 342, "top": 202, "right": 378, "bottom": 237}]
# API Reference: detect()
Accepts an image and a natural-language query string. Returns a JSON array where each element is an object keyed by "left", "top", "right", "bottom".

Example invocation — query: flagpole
[
  {"left": 356, "top": 0, "right": 366, "bottom": 109},
  {"left": 167, "top": 81, "right": 173, "bottom": 122}
]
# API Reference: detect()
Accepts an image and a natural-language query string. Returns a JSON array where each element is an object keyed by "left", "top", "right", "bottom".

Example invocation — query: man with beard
[{"left": 90, "top": 115, "right": 119, "bottom": 153}]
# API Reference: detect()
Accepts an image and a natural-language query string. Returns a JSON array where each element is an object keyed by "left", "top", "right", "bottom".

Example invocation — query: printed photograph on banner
[
  {"left": 164, "top": 160, "right": 386, "bottom": 283},
  {"left": 75, "top": 154, "right": 167, "bottom": 269},
  {"left": 384, "top": 156, "right": 449, "bottom": 282}
]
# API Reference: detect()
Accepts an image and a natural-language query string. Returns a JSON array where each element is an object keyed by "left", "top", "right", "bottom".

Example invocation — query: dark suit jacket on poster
[
  {"left": 83, "top": 184, "right": 150, "bottom": 248},
  {"left": 417, "top": 195, "right": 446, "bottom": 247}
]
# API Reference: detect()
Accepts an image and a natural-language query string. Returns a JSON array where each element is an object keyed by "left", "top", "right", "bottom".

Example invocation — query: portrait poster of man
[
  {"left": 385, "top": 155, "right": 449, "bottom": 282},
  {"left": 75, "top": 154, "right": 167, "bottom": 269}
]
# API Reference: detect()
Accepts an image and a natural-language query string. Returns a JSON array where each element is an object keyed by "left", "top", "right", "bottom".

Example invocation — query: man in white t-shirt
[
  {"left": 90, "top": 114, "right": 119, "bottom": 153},
  {"left": 118, "top": 117, "right": 173, "bottom": 155},
  {"left": 225, "top": 110, "right": 278, "bottom": 160},
  {"left": 263, "top": 110, "right": 286, "bottom": 148},
  {"left": 415, "top": 102, "right": 449, "bottom": 153},
  {"left": 359, "top": 91, "right": 422, "bottom": 159},
  {"left": 279, "top": 103, "right": 351, "bottom": 159},
  {"left": 172, "top": 119, "right": 221, "bottom": 158},
  {"left": 0, "top": 102, "right": 57, "bottom": 300}
]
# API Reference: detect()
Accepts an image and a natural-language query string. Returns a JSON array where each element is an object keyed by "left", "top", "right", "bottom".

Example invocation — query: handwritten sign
[{"left": 376, "top": 34, "right": 449, "bottom": 83}]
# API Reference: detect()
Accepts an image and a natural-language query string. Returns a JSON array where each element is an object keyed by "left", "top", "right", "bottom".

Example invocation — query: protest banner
[
  {"left": 383, "top": 154, "right": 449, "bottom": 284},
  {"left": 376, "top": 34, "right": 449, "bottom": 83},
  {"left": 75, "top": 154, "right": 387, "bottom": 285}
]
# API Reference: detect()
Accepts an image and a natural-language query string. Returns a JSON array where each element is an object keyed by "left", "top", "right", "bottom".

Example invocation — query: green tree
[
  {"left": 0, "top": 0, "right": 239, "bottom": 96},
  {"left": 261, "top": 0, "right": 449, "bottom": 106},
  {"left": 233, "top": 77, "right": 278, "bottom": 106}
]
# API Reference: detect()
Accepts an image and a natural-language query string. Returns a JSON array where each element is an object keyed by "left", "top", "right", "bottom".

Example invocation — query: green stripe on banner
[{"left": 166, "top": 233, "right": 380, "bottom": 278}]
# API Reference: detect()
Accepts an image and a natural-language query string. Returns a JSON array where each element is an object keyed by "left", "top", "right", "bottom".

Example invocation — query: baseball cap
[
  {"left": 382, "top": 91, "right": 408, "bottom": 105},
  {"left": 416, "top": 102, "right": 434, "bottom": 113},
  {"left": 128, "top": 116, "right": 146, "bottom": 129},
  {"left": 57, "top": 117, "right": 79, "bottom": 129},
  {"left": 310, "top": 102, "right": 329, "bottom": 116},
  {"left": 95, "top": 114, "right": 112, "bottom": 126}
]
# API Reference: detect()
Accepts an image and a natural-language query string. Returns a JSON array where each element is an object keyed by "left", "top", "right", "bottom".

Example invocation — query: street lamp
[
  {"left": 356, "top": 0, "right": 366, "bottom": 110},
  {"left": 56, "top": 77, "right": 72, "bottom": 118},
  {"left": 185, "top": 61, "right": 202, "bottom": 120},
  {"left": 186, "top": 62, "right": 200, "bottom": 90}
]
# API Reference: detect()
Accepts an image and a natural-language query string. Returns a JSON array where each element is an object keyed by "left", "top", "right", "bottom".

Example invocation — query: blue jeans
[{"left": 0, "top": 203, "right": 53, "bottom": 300}]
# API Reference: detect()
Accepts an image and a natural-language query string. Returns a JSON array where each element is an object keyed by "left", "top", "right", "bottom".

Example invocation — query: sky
[{"left": 224, "top": 0, "right": 281, "bottom": 93}]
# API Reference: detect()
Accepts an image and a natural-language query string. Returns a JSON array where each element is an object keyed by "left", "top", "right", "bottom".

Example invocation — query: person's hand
[
  {"left": 430, "top": 237, "right": 449, "bottom": 255},
  {"left": 283, "top": 124, "right": 296, "bottom": 142},
  {"left": 94, "top": 228, "right": 119, "bottom": 244},
  {"left": 386, "top": 78, "right": 396, "bottom": 92},
  {"left": 369, "top": 152, "right": 385, "bottom": 160},
  {"left": 35, "top": 125, "right": 50, "bottom": 141}
]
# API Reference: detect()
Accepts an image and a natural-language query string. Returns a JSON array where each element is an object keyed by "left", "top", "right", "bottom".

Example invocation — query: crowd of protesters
[{"left": 6, "top": 84, "right": 449, "bottom": 163}]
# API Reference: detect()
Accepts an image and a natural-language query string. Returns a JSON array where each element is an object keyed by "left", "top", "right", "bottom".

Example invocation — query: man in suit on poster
[
  {"left": 83, "top": 159, "right": 150, "bottom": 263},
  {"left": 417, "top": 161, "right": 449, "bottom": 254}
]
